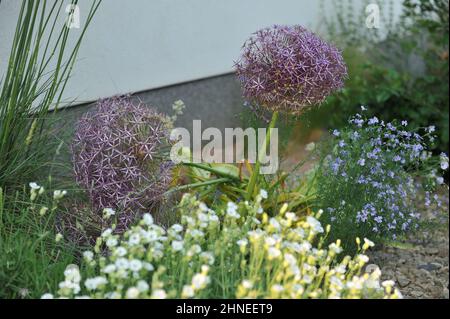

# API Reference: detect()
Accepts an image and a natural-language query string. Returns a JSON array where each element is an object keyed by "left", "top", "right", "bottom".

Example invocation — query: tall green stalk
[
  {"left": 0, "top": 0, "right": 101, "bottom": 188},
  {"left": 245, "top": 111, "right": 279, "bottom": 200}
]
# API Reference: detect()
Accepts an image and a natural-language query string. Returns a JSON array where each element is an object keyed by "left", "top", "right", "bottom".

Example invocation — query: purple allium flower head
[
  {"left": 235, "top": 25, "right": 347, "bottom": 115},
  {"left": 72, "top": 96, "right": 173, "bottom": 232}
]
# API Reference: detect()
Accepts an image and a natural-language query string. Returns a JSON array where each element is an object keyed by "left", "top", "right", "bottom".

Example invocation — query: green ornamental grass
[{"left": 0, "top": 0, "right": 101, "bottom": 188}]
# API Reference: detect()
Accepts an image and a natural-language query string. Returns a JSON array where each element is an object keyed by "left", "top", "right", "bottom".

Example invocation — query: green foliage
[
  {"left": 0, "top": 184, "right": 75, "bottom": 298},
  {"left": 323, "top": 57, "right": 449, "bottom": 150},
  {"left": 171, "top": 154, "right": 315, "bottom": 217},
  {"left": 318, "top": 0, "right": 449, "bottom": 153},
  {"left": 402, "top": 0, "right": 449, "bottom": 36},
  {"left": 170, "top": 107, "right": 319, "bottom": 217},
  {"left": 0, "top": 0, "right": 101, "bottom": 189},
  {"left": 319, "top": 0, "right": 398, "bottom": 47}
]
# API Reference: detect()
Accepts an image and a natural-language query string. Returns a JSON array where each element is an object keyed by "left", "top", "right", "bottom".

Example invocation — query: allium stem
[{"left": 246, "top": 111, "right": 279, "bottom": 200}]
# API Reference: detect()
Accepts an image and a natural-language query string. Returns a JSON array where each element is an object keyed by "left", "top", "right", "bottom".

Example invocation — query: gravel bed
[{"left": 368, "top": 192, "right": 449, "bottom": 299}]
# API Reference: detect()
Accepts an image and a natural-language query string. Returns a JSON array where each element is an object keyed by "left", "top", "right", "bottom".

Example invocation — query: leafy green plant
[
  {"left": 318, "top": 0, "right": 449, "bottom": 153},
  {"left": 169, "top": 145, "right": 316, "bottom": 218},
  {"left": 0, "top": 0, "right": 101, "bottom": 188},
  {"left": 401, "top": 0, "right": 449, "bottom": 150}
]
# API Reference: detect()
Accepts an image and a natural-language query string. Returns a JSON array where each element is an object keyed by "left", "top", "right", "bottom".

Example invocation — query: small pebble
[
  {"left": 418, "top": 263, "right": 441, "bottom": 272},
  {"left": 428, "top": 248, "right": 439, "bottom": 256},
  {"left": 396, "top": 274, "right": 411, "bottom": 288}
]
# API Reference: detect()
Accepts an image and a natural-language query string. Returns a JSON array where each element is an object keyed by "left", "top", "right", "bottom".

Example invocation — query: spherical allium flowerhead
[
  {"left": 235, "top": 25, "right": 348, "bottom": 115},
  {"left": 72, "top": 96, "right": 173, "bottom": 232}
]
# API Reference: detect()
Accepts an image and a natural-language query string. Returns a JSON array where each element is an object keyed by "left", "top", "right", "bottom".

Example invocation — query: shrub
[
  {"left": 43, "top": 193, "right": 401, "bottom": 299},
  {"left": 72, "top": 96, "right": 174, "bottom": 232},
  {"left": 316, "top": 110, "right": 447, "bottom": 246},
  {"left": 323, "top": 59, "right": 449, "bottom": 154},
  {"left": 318, "top": 0, "right": 449, "bottom": 154}
]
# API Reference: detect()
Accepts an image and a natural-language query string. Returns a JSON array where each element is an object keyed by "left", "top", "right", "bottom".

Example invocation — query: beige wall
[{"left": 0, "top": 0, "right": 403, "bottom": 106}]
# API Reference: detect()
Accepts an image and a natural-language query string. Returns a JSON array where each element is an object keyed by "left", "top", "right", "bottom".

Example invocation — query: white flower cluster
[
  {"left": 43, "top": 194, "right": 401, "bottom": 299},
  {"left": 28, "top": 182, "right": 67, "bottom": 216}
]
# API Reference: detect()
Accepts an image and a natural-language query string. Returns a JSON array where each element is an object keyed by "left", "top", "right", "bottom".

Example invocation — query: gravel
[{"left": 368, "top": 192, "right": 449, "bottom": 299}]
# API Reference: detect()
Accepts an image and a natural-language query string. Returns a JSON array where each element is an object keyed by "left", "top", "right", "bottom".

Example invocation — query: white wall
[{"left": 0, "top": 0, "right": 403, "bottom": 106}]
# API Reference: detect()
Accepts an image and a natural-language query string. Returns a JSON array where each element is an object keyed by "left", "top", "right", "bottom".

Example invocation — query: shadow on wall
[{"left": 58, "top": 73, "right": 246, "bottom": 134}]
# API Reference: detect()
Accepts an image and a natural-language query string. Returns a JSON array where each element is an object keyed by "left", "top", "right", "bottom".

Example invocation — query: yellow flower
[{"left": 279, "top": 203, "right": 288, "bottom": 215}]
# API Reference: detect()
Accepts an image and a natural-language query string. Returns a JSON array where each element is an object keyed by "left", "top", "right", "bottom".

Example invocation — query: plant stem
[{"left": 246, "top": 111, "right": 279, "bottom": 200}]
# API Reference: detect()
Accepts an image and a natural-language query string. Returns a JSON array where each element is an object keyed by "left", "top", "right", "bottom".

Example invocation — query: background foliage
[{"left": 316, "top": 0, "right": 449, "bottom": 154}]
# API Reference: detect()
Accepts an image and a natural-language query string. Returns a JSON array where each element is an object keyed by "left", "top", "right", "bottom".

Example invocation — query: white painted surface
[{"left": 0, "top": 0, "right": 403, "bottom": 106}]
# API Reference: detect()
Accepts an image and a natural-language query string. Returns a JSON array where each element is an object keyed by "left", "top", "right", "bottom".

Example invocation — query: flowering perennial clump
[
  {"left": 317, "top": 109, "right": 448, "bottom": 240},
  {"left": 43, "top": 193, "right": 401, "bottom": 299},
  {"left": 72, "top": 96, "right": 173, "bottom": 232},
  {"left": 235, "top": 25, "right": 348, "bottom": 115}
]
